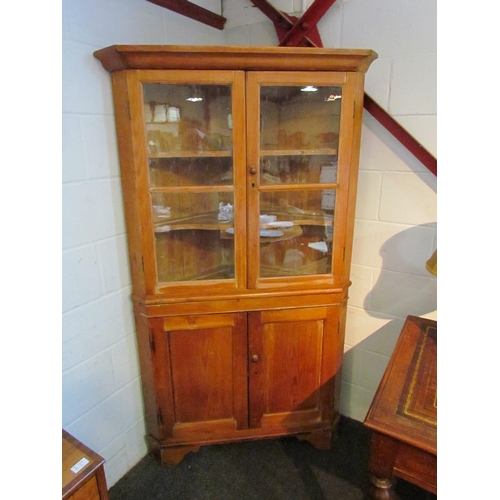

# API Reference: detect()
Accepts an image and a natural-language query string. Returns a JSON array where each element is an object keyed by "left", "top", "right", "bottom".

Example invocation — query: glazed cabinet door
[
  {"left": 152, "top": 313, "right": 248, "bottom": 443},
  {"left": 246, "top": 72, "right": 361, "bottom": 290},
  {"left": 112, "top": 69, "right": 247, "bottom": 296},
  {"left": 248, "top": 306, "right": 342, "bottom": 433}
]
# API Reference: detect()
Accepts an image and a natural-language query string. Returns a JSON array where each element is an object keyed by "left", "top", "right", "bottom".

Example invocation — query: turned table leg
[
  {"left": 366, "top": 433, "right": 399, "bottom": 500},
  {"left": 368, "top": 474, "right": 395, "bottom": 500}
]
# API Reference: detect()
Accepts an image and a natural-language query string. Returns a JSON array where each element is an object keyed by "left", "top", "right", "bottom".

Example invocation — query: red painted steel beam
[
  {"left": 279, "top": 0, "right": 337, "bottom": 47},
  {"left": 146, "top": 1, "right": 436, "bottom": 177},
  {"left": 147, "top": 0, "right": 226, "bottom": 30},
  {"left": 250, "top": 0, "right": 319, "bottom": 46},
  {"left": 363, "top": 94, "right": 437, "bottom": 176}
]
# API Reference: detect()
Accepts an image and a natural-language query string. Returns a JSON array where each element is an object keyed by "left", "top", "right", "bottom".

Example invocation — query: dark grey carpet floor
[{"left": 109, "top": 417, "right": 436, "bottom": 500}]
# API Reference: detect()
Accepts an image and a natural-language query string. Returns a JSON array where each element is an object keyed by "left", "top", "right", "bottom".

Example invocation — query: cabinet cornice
[{"left": 94, "top": 45, "right": 377, "bottom": 73}]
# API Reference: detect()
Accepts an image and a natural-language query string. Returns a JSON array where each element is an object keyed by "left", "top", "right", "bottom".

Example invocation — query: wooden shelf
[
  {"left": 149, "top": 149, "right": 336, "bottom": 159},
  {"left": 258, "top": 224, "right": 302, "bottom": 242},
  {"left": 260, "top": 148, "right": 337, "bottom": 157},
  {"left": 154, "top": 213, "right": 332, "bottom": 234},
  {"left": 261, "top": 256, "right": 330, "bottom": 277},
  {"left": 160, "top": 264, "right": 235, "bottom": 283},
  {"left": 149, "top": 150, "right": 232, "bottom": 159},
  {"left": 284, "top": 215, "right": 333, "bottom": 227},
  {"left": 154, "top": 213, "right": 228, "bottom": 232}
]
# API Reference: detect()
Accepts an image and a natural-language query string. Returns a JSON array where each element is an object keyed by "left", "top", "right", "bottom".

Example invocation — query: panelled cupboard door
[
  {"left": 248, "top": 306, "right": 341, "bottom": 432},
  {"left": 152, "top": 313, "right": 248, "bottom": 442},
  {"left": 246, "top": 72, "right": 360, "bottom": 291}
]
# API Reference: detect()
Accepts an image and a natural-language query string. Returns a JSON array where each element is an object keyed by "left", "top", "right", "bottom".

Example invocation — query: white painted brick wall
[
  {"left": 62, "top": 0, "right": 225, "bottom": 487},
  {"left": 62, "top": 0, "right": 436, "bottom": 485},
  {"left": 337, "top": 0, "right": 437, "bottom": 422}
]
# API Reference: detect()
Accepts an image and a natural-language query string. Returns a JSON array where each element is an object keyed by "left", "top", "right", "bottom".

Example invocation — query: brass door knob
[
  {"left": 249, "top": 167, "right": 257, "bottom": 175},
  {"left": 251, "top": 354, "right": 259, "bottom": 362}
]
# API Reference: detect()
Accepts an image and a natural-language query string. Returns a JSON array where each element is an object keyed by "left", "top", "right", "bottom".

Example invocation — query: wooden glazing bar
[
  {"left": 149, "top": 186, "right": 235, "bottom": 193},
  {"left": 257, "top": 183, "right": 339, "bottom": 191}
]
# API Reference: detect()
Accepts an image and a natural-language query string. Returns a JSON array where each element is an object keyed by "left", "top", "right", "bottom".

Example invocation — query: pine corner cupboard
[{"left": 94, "top": 45, "right": 377, "bottom": 465}]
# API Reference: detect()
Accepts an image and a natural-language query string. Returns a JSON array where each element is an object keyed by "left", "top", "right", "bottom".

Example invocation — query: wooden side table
[
  {"left": 62, "top": 430, "right": 109, "bottom": 500},
  {"left": 364, "top": 315, "right": 437, "bottom": 499}
]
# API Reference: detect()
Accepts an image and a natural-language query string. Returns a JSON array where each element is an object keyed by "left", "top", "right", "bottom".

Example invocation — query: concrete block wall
[
  {"left": 222, "top": 0, "right": 437, "bottom": 422},
  {"left": 62, "top": 0, "right": 224, "bottom": 487},
  {"left": 326, "top": 0, "right": 437, "bottom": 421},
  {"left": 62, "top": 0, "right": 436, "bottom": 486}
]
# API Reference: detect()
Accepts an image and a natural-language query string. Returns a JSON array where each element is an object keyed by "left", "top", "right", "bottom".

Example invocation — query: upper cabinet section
[{"left": 94, "top": 46, "right": 377, "bottom": 298}]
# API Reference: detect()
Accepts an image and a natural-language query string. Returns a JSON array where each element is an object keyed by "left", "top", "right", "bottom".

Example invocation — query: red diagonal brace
[
  {"left": 363, "top": 94, "right": 437, "bottom": 176},
  {"left": 147, "top": 0, "right": 226, "bottom": 30},
  {"left": 250, "top": 0, "right": 321, "bottom": 47},
  {"left": 279, "top": 0, "right": 337, "bottom": 47}
]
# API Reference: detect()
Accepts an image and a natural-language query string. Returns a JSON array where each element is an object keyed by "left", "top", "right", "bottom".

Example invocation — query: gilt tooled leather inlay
[{"left": 397, "top": 325, "right": 437, "bottom": 426}]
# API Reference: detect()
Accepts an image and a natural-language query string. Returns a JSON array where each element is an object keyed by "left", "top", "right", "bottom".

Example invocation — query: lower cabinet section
[{"left": 138, "top": 301, "right": 345, "bottom": 465}]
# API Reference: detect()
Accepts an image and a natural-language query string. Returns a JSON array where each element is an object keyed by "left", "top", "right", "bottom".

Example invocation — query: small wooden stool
[
  {"left": 62, "top": 430, "right": 109, "bottom": 500},
  {"left": 364, "top": 315, "right": 437, "bottom": 499}
]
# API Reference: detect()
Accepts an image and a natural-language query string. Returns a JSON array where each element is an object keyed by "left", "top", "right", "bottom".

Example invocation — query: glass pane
[
  {"left": 152, "top": 192, "right": 235, "bottom": 282},
  {"left": 143, "top": 84, "right": 233, "bottom": 155},
  {"left": 258, "top": 84, "right": 341, "bottom": 279},
  {"left": 259, "top": 190, "right": 334, "bottom": 277},
  {"left": 149, "top": 157, "right": 233, "bottom": 188},
  {"left": 260, "top": 156, "right": 337, "bottom": 185},
  {"left": 143, "top": 83, "right": 235, "bottom": 284},
  {"left": 260, "top": 85, "right": 342, "bottom": 153}
]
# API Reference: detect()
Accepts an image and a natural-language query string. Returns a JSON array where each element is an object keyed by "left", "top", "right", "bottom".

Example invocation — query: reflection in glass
[
  {"left": 259, "top": 86, "right": 342, "bottom": 152},
  {"left": 259, "top": 190, "right": 335, "bottom": 277},
  {"left": 143, "top": 83, "right": 235, "bottom": 284},
  {"left": 257, "top": 84, "right": 341, "bottom": 278},
  {"left": 152, "top": 192, "right": 235, "bottom": 282},
  {"left": 260, "top": 156, "right": 337, "bottom": 185},
  {"left": 143, "top": 84, "right": 233, "bottom": 154},
  {"left": 149, "top": 158, "right": 233, "bottom": 188}
]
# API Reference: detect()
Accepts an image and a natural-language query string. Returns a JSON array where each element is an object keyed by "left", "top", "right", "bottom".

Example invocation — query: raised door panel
[
  {"left": 152, "top": 313, "right": 248, "bottom": 442},
  {"left": 248, "top": 306, "right": 341, "bottom": 432}
]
